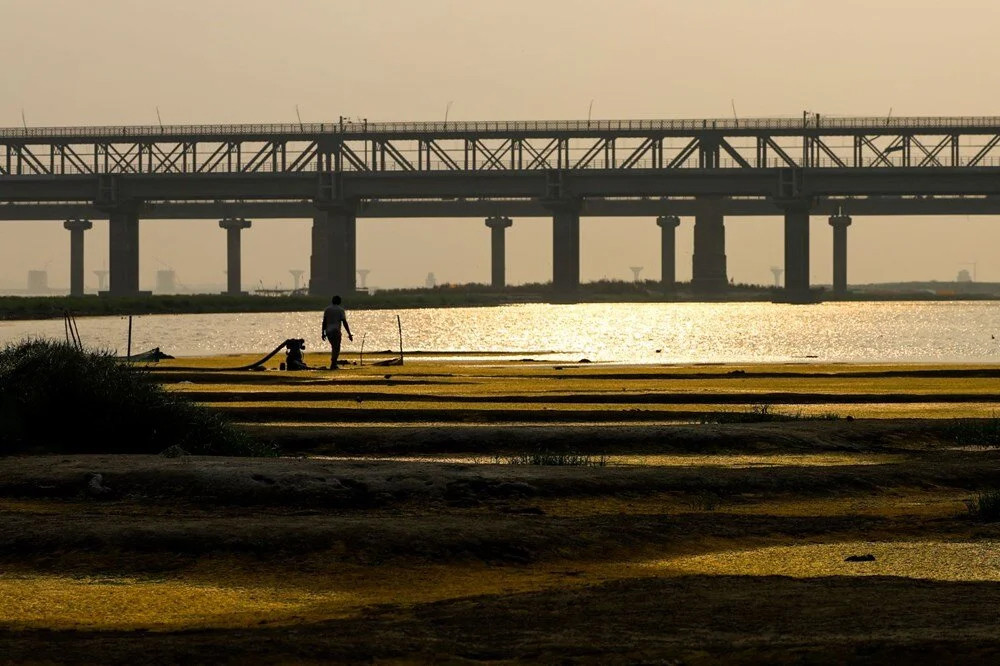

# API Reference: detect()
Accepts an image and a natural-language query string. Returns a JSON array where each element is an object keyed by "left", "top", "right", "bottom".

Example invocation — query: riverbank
[
  {"left": 3, "top": 357, "right": 1000, "bottom": 663},
  {"left": 3, "top": 280, "right": 999, "bottom": 321}
]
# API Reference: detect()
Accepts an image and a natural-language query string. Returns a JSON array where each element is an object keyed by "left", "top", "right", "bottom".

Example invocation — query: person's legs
[{"left": 329, "top": 331, "right": 343, "bottom": 369}]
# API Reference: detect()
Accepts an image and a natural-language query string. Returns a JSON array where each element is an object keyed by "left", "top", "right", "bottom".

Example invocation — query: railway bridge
[{"left": 4, "top": 114, "right": 1000, "bottom": 298}]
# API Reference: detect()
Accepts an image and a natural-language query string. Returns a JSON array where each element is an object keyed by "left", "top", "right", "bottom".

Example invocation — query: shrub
[{"left": 0, "top": 339, "right": 276, "bottom": 456}]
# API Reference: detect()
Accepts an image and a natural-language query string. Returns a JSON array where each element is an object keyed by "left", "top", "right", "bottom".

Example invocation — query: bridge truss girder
[
  {"left": 6, "top": 119, "right": 1000, "bottom": 176},
  {"left": 7, "top": 168, "right": 1000, "bottom": 209},
  {"left": 7, "top": 194, "right": 1000, "bottom": 222}
]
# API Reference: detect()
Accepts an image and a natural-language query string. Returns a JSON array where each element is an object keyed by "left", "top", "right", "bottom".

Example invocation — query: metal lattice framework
[{"left": 5, "top": 115, "right": 1000, "bottom": 176}]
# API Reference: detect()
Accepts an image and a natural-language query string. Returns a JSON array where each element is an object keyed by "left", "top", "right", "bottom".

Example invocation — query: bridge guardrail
[
  {"left": 7, "top": 116, "right": 1000, "bottom": 139},
  {"left": 8, "top": 155, "right": 1000, "bottom": 175}
]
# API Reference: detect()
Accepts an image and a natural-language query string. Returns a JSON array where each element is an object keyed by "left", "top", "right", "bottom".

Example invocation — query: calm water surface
[{"left": 2, "top": 301, "right": 999, "bottom": 364}]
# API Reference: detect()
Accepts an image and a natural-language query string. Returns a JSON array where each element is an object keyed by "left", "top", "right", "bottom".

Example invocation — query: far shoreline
[{"left": 2, "top": 279, "right": 1000, "bottom": 321}]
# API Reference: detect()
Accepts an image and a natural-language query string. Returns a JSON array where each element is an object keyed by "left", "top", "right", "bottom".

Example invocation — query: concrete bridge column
[
  {"left": 309, "top": 213, "right": 329, "bottom": 295},
  {"left": 219, "top": 217, "right": 251, "bottom": 295},
  {"left": 829, "top": 213, "right": 852, "bottom": 295},
  {"left": 656, "top": 215, "right": 680, "bottom": 290},
  {"left": 691, "top": 197, "right": 727, "bottom": 292},
  {"left": 106, "top": 208, "right": 141, "bottom": 296},
  {"left": 310, "top": 203, "right": 357, "bottom": 296},
  {"left": 548, "top": 201, "right": 581, "bottom": 294},
  {"left": 63, "top": 218, "right": 92, "bottom": 297},
  {"left": 780, "top": 199, "right": 813, "bottom": 300},
  {"left": 485, "top": 216, "right": 513, "bottom": 287}
]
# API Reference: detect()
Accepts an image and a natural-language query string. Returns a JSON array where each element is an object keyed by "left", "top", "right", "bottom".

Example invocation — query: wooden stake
[{"left": 397, "top": 314, "right": 404, "bottom": 365}]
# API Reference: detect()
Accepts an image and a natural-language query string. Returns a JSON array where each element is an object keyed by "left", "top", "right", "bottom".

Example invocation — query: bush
[{"left": 0, "top": 339, "right": 276, "bottom": 456}]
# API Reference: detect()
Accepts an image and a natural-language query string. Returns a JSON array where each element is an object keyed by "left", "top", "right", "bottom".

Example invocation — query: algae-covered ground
[{"left": 3, "top": 354, "right": 1000, "bottom": 664}]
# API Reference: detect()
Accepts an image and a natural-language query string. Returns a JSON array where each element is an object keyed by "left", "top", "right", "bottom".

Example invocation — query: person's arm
[
  {"left": 343, "top": 316, "right": 353, "bottom": 341},
  {"left": 321, "top": 310, "right": 328, "bottom": 340}
]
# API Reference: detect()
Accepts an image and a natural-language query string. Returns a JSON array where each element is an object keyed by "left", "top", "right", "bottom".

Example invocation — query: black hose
[{"left": 147, "top": 339, "right": 296, "bottom": 372}]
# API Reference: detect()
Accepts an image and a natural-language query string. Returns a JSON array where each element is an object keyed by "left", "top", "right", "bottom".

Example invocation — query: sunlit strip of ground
[
  {"left": 0, "top": 560, "right": 607, "bottom": 632},
  {"left": 5, "top": 537, "right": 998, "bottom": 632},
  {"left": 307, "top": 452, "right": 904, "bottom": 467},
  {"left": 534, "top": 489, "right": 973, "bottom": 519},
  {"left": 163, "top": 374, "right": 1000, "bottom": 398},
  {"left": 213, "top": 401, "right": 1000, "bottom": 419},
  {"left": 643, "top": 540, "right": 1000, "bottom": 582}
]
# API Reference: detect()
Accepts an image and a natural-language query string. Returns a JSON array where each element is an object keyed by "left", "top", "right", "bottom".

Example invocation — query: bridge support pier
[
  {"left": 691, "top": 197, "right": 727, "bottom": 292},
  {"left": 548, "top": 201, "right": 581, "bottom": 294},
  {"left": 310, "top": 204, "right": 357, "bottom": 296},
  {"left": 106, "top": 208, "right": 142, "bottom": 297},
  {"left": 780, "top": 199, "right": 813, "bottom": 300},
  {"left": 219, "top": 217, "right": 252, "bottom": 295},
  {"left": 656, "top": 215, "right": 681, "bottom": 291},
  {"left": 829, "top": 213, "right": 852, "bottom": 295},
  {"left": 63, "top": 218, "right": 92, "bottom": 297},
  {"left": 485, "top": 216, "right": 513, "bottom": 288}
]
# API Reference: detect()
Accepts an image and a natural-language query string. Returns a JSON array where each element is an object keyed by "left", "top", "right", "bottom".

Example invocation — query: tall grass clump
[
  {"left": 0, "top": 339, "right": 276, "bottom": 456},
  {"left": 967, "top": 489, "right": 1000, "bottom": 521},
  {"left": 942, "top": 414, "right": 1000, "bottom": 448},
  {"left": 701, "top": 403, "right": 840, "bottom": 424},
  {"left": 495, "top": 452, "right": 608, "bottom": 466}
]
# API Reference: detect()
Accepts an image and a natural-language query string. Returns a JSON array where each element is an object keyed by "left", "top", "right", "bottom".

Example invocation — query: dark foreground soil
[{"left": 2, "top": 420, "right": 1000, "bottom": 664}]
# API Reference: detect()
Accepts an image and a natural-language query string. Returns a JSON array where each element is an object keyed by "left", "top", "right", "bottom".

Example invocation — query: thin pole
[
  {"left": 397, "top": 315, "right": 404, "bottom": 364},
  {"left": 127, "top": 315, "right": 133, "bottom": 359},
  {"left": 360, "top": 332, "right": 366, "bottom": 367}
]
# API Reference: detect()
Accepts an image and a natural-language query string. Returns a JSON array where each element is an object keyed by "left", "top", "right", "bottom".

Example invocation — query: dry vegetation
[{"left": 3, "top": 352, "right": 1000, "bottom": 663}]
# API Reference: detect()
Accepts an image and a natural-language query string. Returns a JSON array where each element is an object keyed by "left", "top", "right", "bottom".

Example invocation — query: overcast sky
[{"left": 2, "top": 0, "right": 999, "bottom": 292}]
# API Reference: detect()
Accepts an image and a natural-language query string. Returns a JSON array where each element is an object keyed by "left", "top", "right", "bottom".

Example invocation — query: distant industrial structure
[
  {"left": 770, "top": 267, "right": 784, "bottom": 287},
  {"left": 26, "top": 270, "right": 49, "bottom": 294},
  {"left": 93, "top": 269, "right": 108, "bottom": 292},
  {"left": 289, "top": 269, "right": 305, "bottom": 293},
  {"left": 155, "top": 269, "right": 176, "bottom": 293}
]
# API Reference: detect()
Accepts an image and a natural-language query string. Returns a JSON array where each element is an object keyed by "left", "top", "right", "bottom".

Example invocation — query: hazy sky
[{"left": 2, "top": 0, "right": 1000, "bottom": 292}]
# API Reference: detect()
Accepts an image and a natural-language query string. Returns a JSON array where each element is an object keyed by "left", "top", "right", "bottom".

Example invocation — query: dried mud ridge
[{"left": 3, "top": 419, "right": 1000, "bottom": 663}]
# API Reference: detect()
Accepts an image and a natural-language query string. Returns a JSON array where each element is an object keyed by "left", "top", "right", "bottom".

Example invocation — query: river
[{"left": 2, "top": 301, "right": 999, "bottom": 364}]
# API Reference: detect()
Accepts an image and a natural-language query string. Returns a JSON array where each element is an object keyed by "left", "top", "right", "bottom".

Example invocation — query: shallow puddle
[{"left": 646, "top": 540, "right": 1000, "bottom": 582}]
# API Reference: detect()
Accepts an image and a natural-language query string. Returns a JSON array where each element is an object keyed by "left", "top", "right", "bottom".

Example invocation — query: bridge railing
[
  {"left": 7, "top": 116, "right": 1000, "bottom": 139},
  {"left": 15, "top": 155, "right": 1000, "bottom": 175}
]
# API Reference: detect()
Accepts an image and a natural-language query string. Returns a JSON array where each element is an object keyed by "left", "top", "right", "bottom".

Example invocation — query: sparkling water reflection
[{"left": 2, "top": 301, "right": 1000, "bottom": 363}]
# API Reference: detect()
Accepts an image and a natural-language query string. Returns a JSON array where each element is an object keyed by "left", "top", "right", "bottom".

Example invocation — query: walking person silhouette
[{"left": 321, "top": 295, "right": 353, "bottom": 370}]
